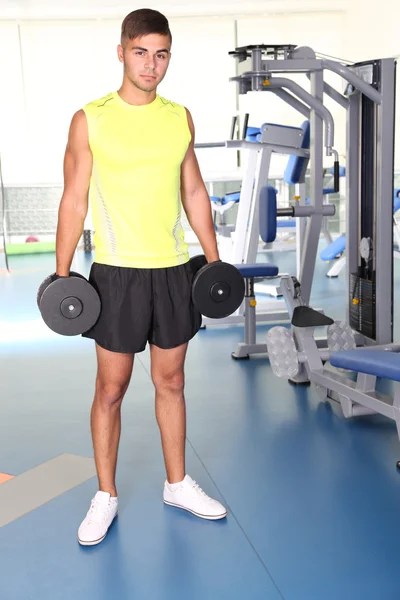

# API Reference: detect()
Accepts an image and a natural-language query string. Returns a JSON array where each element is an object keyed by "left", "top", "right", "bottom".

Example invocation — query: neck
[{"left": 118, "top": 79, "right": 157, "bottom": 106}]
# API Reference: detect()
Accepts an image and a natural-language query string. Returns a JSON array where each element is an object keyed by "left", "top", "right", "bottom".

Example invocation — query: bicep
[
  {"left": 181, "top": 108, "right": 205, "bottom": 198},
  {"left": 62, "top": 110, "right": 93, "bottom": 213}
]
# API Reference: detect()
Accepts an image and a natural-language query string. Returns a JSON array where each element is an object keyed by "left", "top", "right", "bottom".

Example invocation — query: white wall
[
  {"left": 0, "top": 20, "right": 123, "bottom": 183},
  {"left": 19, "top": 20, "right": 123, "bottom": 183},
  {"left": 0, "top": 23, "right": 28, "bottom": 182}
]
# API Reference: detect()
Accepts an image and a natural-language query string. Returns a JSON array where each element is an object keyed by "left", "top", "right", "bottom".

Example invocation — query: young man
[{"left": 56, "top": 8, "right": 227, "bottom": 546}]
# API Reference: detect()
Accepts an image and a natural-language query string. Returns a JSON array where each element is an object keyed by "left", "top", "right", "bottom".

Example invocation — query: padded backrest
[
  {"left": 283, "top": 120, "right": 310, "bottom": 185},
  {"left": 259, "top": 185, "right": 278, "bottom": 243}
]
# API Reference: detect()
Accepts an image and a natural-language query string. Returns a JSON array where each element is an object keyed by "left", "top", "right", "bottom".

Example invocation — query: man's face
[{"left": 118, "top": 33, "right": 171, "bottom": 92}]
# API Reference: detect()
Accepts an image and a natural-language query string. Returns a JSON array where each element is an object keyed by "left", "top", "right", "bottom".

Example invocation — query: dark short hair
[{"left": 121, "top": 9, "right": 172, "bottom": 45}]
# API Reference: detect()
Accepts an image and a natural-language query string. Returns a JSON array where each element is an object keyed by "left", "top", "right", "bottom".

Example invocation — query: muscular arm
[
  {"left": 180, "top": 109, "right": 219, "bottom": 263},
  {"left": 55, "top": 109, "right": 93, "bottom": 276}
]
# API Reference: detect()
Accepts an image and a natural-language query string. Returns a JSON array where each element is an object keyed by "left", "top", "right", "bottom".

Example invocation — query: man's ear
[{"left": 117, "top": 44, "right": 124, "bottom": 63}]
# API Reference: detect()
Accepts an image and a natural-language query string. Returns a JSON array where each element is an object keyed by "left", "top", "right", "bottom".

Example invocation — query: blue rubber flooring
[{"left": 1, "top": 248, "right": 400, "bottom": 600}]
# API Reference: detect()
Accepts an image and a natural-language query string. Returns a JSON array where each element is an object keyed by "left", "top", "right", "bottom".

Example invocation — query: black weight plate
[
  {"left": 36, "top": 271, "right": 86, "bottom": 309},
  {"left": 69, "top": 271, "right": 87, "bottom": 280},
  {"left": 189, "top": 254, "right": 208, "bottom": 276},
  {"left": 192, "top": 261, "right": 245, "bottom": 319},
  {"left": 40, "top": 276, "right": 101, "bottom": 336},
  {"left": 37, "top": 273, "right": 55, "bottom": 309}
]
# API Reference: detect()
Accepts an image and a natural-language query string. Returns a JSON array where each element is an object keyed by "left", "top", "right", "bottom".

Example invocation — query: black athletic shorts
[{"left": 82, "top": 261, "right": 202, "bottom": 354}]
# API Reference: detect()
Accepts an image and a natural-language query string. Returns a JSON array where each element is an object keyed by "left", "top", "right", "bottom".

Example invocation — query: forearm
[
  {"left": 183, "top": 189, "right": 219, "bottom": 262},
  {"left": 56, "top": 196, "right": 87, "bottom": 276}
]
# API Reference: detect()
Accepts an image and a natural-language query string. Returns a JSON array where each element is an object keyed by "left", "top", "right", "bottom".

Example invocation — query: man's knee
[
  {"left": 152, "top": 370, "right": 185, "bottom": 395},
  {"left": 95, "top": 379, "right": 129, "bottom": 407}
]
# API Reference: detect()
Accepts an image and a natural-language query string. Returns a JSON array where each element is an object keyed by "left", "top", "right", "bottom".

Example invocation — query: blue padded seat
[
  {"left": 277, "top": 219, "right": 296, "bottom": 228},
  {"left": 210, "top": 192, "right": 241, "bottom": 206},
  {"left": 235, "top": 264, "right": 279, "bottom": 278},
  {"left": 224, "top": 192, "right": 241, "bottom": 203},
  {"left": 320, "top": 234, "right": 346, "bottom": 261},
  {"left": 330, "top": 350, "right": 400, "bottom": 382}
]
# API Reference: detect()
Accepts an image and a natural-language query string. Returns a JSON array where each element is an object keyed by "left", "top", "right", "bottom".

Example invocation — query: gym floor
[{"left": 1, "top": 247, "right": 400, "bottom": 600}]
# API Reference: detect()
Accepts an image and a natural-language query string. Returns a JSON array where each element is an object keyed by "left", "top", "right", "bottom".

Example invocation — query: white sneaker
[
  {"left": 78, "top": 491, "right": 118, "bottom": 546},
  {"left": 163, "top": 475, "right": 227, "bottom": 520}
]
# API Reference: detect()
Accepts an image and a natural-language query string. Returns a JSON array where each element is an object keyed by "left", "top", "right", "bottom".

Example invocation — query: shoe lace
[
  {"left": 86, "top": 499, "right": 111, "bottom": 525},
  {"left": 192, "top": 481, "right": 207, "bottom": 497}
]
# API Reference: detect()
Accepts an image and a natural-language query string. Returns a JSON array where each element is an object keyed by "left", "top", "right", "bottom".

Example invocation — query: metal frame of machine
[{"left": 203, "top": 45, "right": 396, "bottom": 357}]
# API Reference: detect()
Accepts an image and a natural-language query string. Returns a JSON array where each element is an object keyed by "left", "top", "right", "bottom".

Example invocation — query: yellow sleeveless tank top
[{"left": 82, "top": 92, "right": 191, "bottom": 268}]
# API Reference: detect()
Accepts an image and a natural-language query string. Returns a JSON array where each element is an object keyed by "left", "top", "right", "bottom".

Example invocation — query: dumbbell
[
  {"left": 190, "top": 255, "right": 245, "bottom": 319},
  {"left": 37, "top": 272, "right": 101, "bottom": 336}
]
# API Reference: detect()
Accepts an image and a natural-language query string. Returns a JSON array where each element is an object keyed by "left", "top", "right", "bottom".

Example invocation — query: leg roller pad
[{"left": 266, "top": 326, "right": 299, "bottom": 378}]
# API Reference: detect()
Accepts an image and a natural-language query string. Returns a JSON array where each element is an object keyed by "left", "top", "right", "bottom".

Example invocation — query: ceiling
[{"left": 0, "top": 0, "right": 344, "bottom": 20}]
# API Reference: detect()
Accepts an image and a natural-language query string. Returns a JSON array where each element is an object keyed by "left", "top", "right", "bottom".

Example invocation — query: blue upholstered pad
[
  {"left": 330, "top": 350, "right": 400, "bottom": 382},
  {"left": 259, "top": 185, "right": 278, "bottom": 243},
  {"left": 277, "top": 219, "right": 296, "bottom": 228},
  {"left": 235, "top": 263, "right": 279, "bottom": 278},
  {"left": 245, "top": 127, "right": 261, "bottom": 142},
  {"left": 210, "top": 192, "right": 241, "bottom": 206},
  {"left": 329, "top": 165, "right": 346, "bottom": 177},
  {"left": 394, "top": 189, "right": 400, "bottom": 212},
  {"left": 224, "top": 192, "right": 241, "bottom": 203},
  {"left": 320, "top": 234, "right": 346, "bottom": 261}
]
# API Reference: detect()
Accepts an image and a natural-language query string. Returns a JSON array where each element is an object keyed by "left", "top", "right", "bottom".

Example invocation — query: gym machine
[
  {"left": 259, "top": 47, "right": 399, "bottom": 438},
  {"left": 202, "top": 44, "right": 349, "bottom": 338},
  {"left": 216, "top": 45, "right": 395, "bottom": 361},
  {"left": 233, "top": 45, "right": 397, "bottom": 344}
]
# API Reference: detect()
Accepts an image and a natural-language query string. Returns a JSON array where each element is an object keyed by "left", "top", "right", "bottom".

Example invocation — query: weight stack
[
  {"left": 83, "top": 229, "right": 93, "bottom": 253},
  {"left": 349, "top": 272, "right": 376, "bottom": 340}
]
